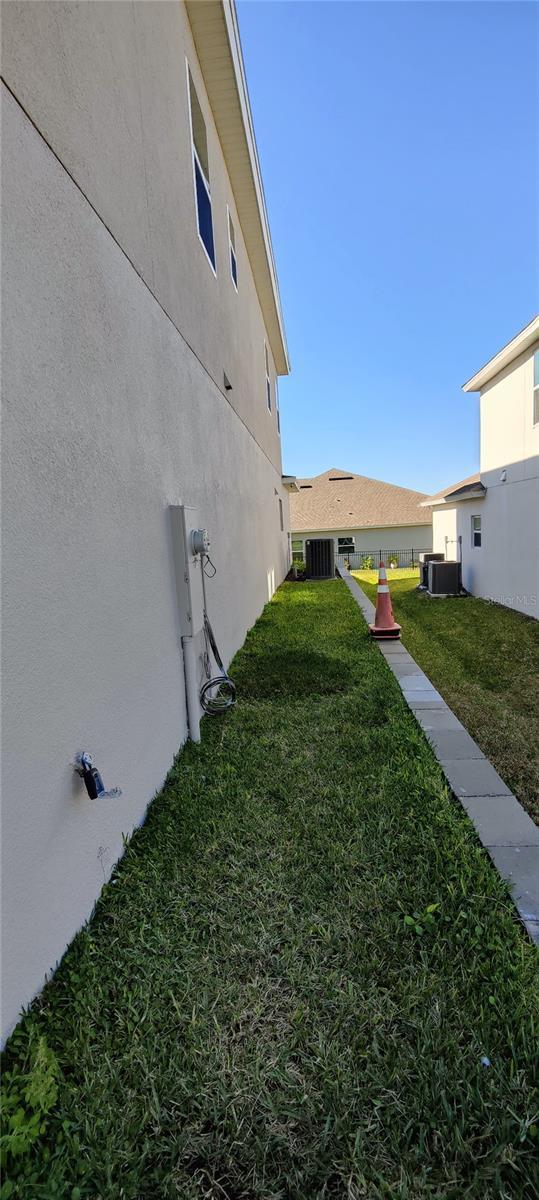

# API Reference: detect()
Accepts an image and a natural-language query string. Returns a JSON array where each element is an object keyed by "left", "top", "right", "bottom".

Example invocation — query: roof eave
[
  {"left": 462, "top": 315, "right": 539, "bottom": 393},
  {"left": 185, "top": 0, "right": 290, "bottom": 375},
  {"left": 421, "top": 487, "right": 487, "bottom": 508}
]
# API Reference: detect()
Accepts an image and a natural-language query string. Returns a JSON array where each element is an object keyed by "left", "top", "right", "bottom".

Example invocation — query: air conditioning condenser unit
[
  {"left": 419, "top": 552, "right": 445, "bottom": 588},
  {"left": 427, "top": 560, "right": 462, "bottom": 596}
]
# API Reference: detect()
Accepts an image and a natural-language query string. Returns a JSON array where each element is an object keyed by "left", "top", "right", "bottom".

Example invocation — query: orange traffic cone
[{"left": 369, "top": 562, "right": 401, "bottom": 639}]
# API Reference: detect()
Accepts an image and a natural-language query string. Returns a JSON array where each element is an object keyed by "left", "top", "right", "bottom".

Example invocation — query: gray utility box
[
  {"left": 306, "top": 538, "right": 335, "bottom": 579},
  {"left": 419, "top": 552, "right": 445, "bottom": 588},
  {"left": 169, "top": 505, "right": 205, "bottom": 637},
  {"left": 428, "top": 560, "right": 462, "bottom": 596}
]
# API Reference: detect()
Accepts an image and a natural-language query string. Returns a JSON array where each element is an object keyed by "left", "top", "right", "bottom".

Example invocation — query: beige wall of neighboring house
[
  {"left": 426, "top": 319, "right": 539, "bottom": 617},
  {"left": 293, "top": 525, "right": 431, "bottom": 562},
  {"left": 1, "top": 2, "right": 290, "bottom": 1043}
]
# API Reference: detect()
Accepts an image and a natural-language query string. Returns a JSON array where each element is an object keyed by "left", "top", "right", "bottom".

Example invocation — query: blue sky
[{"left": 237, "top": 1, "right": 538, "bottom": 494}]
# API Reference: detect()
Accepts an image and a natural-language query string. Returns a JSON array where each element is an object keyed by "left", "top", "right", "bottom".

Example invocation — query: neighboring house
[
  {"left": 422, "top": 317, "right": 539, "bottom": 617},
  {"left": 1, "top": 1, "right": 290, "bottom": 1041},
  {"left": 290, "top": 469, "right": 432, "bottom": 566}
]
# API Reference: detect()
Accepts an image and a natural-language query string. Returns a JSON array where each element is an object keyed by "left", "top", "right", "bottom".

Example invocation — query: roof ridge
[{"left": 295, "top": 468, "right": 428, "bottom": 498}]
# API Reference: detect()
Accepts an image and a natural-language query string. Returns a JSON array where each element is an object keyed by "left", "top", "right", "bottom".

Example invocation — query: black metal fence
[{"left": 336, "top": 548, "right": 430, "bottom": 570}]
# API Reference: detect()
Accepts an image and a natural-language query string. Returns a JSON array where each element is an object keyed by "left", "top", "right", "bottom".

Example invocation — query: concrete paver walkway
[{"left": 338, "top": 568, "right": 539, "bottom": 944}]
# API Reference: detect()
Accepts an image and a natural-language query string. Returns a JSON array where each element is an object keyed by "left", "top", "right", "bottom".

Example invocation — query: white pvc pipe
[{"left": 181, "top": 635, "right": 201, "bottom": 743}]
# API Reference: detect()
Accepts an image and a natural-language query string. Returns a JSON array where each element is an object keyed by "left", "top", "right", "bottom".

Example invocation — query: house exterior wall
[
  {"left": 1, "top": 0, "right": 283, "bottom": 468},
  {"left": 474, "top": 347, "right": 539, "bottom": 615},
  {"left": 1, "top": 4, "right": 289, "bottom": 1043},
  {"left": 430, "top": 346, "right": 539, "bottom": 616},
  {"left": 292, "top": 525, "right": 432, "bottom": 560},
  {"left": 432, "top": 508, "right": 458, "bottom": 558}
]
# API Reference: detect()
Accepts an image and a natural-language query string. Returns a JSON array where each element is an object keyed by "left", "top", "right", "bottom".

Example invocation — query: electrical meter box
[{"left": 169, "top": 505, "right": 205, "bottom": 637}]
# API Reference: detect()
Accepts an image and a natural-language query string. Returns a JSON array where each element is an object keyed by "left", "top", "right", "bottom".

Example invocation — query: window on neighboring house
[
  {"left": 338, "top": 536, "right": 355, "bottom": 556},
  {"left": 187, "top": 65, "right": 216, "bottom": 272},
  {"left": 265, "top": 342, "right": 271, "bottom": 411},
  {"left": 279, "top": 498, "right": 284, "bottom": 531},
  {"left": 534, "top": 351, "right": 539, "bottom": 424},
  {"left": 228, "top": 208, "right": 238, "bottom": 289},
  {"left": 291, "top": 538, "right": 304, "bottom": 563},
  {"left": 471, "top": 515, "right": 482, "bottom": 548}
]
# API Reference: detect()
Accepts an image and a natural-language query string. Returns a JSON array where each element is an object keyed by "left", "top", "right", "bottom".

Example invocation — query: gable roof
[
  {"left": 462, "top": 316, "right": 539, "bottom": 393},
  {"left": 290, "top": 469, "right": 431, "bottom": 533},
  {"left": 186, "top": 0, "right": 289, "bottom": 375},
  {"left": 420, "top": 473, "right": 486, "bottom": 508}
]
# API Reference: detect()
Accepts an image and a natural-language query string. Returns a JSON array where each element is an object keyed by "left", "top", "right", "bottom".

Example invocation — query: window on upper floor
[
  {"left": 265, "top": 342, "right": 271, "bottom": 411},
  {"left": 187, "top": 65, "right": 216, "bottom": 273},
  {"left": 228, "top": 208, "right": 238, "bottom": 290},
  {"left": 534, "top": 351, "right": 539, "bottom": 425},
  {"left": 279, "top": 498, "right": 284, "bottom": 531},
  {"left": 471, "top": 515, "right": 482, "bottom": 548},
  {"left": 275, "top": 378, "right": 280, "bottom": 433}
]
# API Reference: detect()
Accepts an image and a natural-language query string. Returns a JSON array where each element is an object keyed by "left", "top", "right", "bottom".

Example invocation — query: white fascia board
[
  {"left": 421, "top": 490, "right": 486, "bottom": 509},
  {"left": 462, "top": 316, "right": 539, "bottom": 393}
]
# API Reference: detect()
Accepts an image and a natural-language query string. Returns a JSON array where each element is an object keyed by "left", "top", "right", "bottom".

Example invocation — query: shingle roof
[
  {"left": 290, "top": 468, "right": 431, "bottom": 533},
  {"left": 421, "top": 473, "right": 485, "bottom": 507}
]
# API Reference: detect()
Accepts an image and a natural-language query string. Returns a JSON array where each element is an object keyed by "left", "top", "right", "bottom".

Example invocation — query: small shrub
[{"left": 361, "top": 555, "right": 374, "bottom": 569}]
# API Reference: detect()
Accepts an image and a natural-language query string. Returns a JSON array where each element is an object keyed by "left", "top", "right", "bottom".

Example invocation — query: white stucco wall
[
  {"left": 459, "top": 485, "right": 538, "bottom": 615},
  {"left": 471, "top": 346, "right": 539, "bottom": 616},
  {"left": 431, "top": 508, "right": 458, "bottom": 558},
  {"left": 1, "top": 0, "right": 284, "bottom": 470},
  {"left": 1, "top": 77, "right": 289, "bottom": 1042}
]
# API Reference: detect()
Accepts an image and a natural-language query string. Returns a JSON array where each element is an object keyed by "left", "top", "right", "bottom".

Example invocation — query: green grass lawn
[
  {"left": 2, "top": 581, "right": 538, "bottom": 1199},
  {"left": 353, "top": 570, "right": 539, "bottom": 824}
]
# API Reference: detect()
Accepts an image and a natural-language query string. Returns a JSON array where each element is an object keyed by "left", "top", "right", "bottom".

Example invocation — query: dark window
[
  {"left": 338, "top": 537, "right": 355, "bottom": 555},
  {"left": 188, "top": 67, "right": 215, "bottom": 271},
  {"left": 279, "top": 498, "right": 284, "bottom": 531},
  {"left": 471, "top": 515, "right": 481, "bottom": 548},
  {"left": 194, "top": 159, "right": 215, "bottom": 268},
  {"left": 228, "top": 210, "right": 238, "bottom": 288},
  {"left": 265, "top": 343, "right": 271, "bottom": 411}
]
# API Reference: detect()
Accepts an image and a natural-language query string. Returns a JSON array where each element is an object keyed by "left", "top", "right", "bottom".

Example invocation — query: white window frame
[
  {"left": 275, "top": 377, "right": 280, "bottom": 433},
  {"left": 264, "top": 342, "right": 272, "bottom": 412},
  {"left": 471, "top": 515, "right": 482, "bottom": 548},
  {"left": 186, "top": 59, "right": 216, "bottom": 277},
  {"left": 338, "top": 536, "right": 355, "bottom": 556},
  {"left": 227, "top": 205, "right": 238, "bottom": 291},
  {"left": 534, "top": 351, "right": 539, "bottom": 425},
  {"left": 291, "top": 537, "right": 304, "bottom": 563}
]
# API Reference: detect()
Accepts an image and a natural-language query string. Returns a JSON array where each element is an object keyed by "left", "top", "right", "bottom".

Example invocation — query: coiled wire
[{"left": 200, "top": 555, "right": 236, "bottom": 716}]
